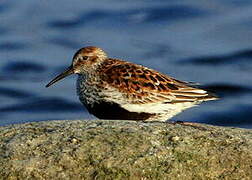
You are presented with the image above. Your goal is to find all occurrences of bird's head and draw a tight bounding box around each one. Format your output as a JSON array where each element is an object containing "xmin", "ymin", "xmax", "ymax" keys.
[{"xmin": 46, "ymin": 46, "xmax": 107, "ymax": 87}]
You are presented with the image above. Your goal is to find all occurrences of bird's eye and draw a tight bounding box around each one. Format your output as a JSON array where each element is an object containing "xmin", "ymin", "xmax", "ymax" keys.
[{"xmin": 82, "ymin": 56, "xmax": 88, "ymax": 60}]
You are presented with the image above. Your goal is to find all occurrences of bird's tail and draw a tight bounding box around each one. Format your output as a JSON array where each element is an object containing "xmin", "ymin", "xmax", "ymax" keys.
[{"xmin": 197, "ymin": 91, "xmax": 219, "ymax": 101}]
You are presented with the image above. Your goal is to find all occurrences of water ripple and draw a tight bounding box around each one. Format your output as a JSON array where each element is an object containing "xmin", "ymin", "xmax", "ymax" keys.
[
  {"xmin": 203, "ymin": 105, "xmax": 252, "ymax": 127},
  {"xmin": 3, "ymin": 61, "xmax": 46, "ymax": 73},
  {"xmin": 0, "ymin": 87, "xmax": 34, "ymax": 99},
  {"xmin": 179, "ymin": 49, "xmax": 252, "ymax": 65},
  {"xmin": 202, "ymin": 84, "xmax": 252, "ymax": 97},
  {"xmin": 0, "ymin": 97, "xmax": 84, "ymax": 113},
  {"xmin": 0, "ymin": 1, "xmax": 11, "ymax": 14},
  {"xmin": 48, "ymin": 5, "xmax": 207, "ymax": 29},
  {"xmin": 47, "ymin": 38, "xmax": 80, "ymax": 49},
  {"xmin": 0, "ymin": 42, "xmax": 27, "ymax": 51}
]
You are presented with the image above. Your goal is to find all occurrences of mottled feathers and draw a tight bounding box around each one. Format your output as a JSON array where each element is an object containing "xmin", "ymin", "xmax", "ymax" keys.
[{"xmin": 98, "ymin": 59, "xmax": 216, "ymax": 105}]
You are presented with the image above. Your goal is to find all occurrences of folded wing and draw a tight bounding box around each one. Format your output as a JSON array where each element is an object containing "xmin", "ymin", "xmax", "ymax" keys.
[{"xmin": 99, "ymin": 59, "xmax": 218, "ymax": 107}]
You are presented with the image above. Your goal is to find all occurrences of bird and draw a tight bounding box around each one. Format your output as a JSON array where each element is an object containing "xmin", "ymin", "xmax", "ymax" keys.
[{"xmin": 46, "ymin": 46, "xmax": 218, "ymax": 122}]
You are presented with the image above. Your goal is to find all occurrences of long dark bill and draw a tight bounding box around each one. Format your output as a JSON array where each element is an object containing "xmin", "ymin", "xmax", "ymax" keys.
[{"xmin": 46, "ymin": 66, "xmax": 74, "ymax": 88}]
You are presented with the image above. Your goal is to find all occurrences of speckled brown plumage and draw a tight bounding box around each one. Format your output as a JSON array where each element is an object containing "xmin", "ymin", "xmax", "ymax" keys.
[
  {"xmin": 46, "ymin": 46, "xmax": 218, "ymax": 121},
  {"xmin": 97, "ymin": 58, "xmax": 215, "ymax": 104}
]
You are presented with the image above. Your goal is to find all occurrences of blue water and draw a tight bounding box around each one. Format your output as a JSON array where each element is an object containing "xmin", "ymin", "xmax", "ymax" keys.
[{"xmin": 1, "ymin": 1, "xmax": 252, "ymax": 128}]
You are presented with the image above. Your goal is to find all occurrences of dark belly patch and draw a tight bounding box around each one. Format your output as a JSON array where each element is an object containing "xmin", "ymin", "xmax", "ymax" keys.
[{"xmin": 84, "ymin": 101, "xmax": 155, "ymax": 120}]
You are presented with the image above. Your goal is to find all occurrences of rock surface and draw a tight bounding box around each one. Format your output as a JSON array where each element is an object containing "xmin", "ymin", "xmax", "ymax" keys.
[{"xmin": 0, "ymin": 120, "xmax": 252, "ymax": 179}]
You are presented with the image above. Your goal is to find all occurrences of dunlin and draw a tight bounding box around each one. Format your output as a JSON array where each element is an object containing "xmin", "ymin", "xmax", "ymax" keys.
[{"xmin": 46, "ymin": 46, "xmax": 217, "ymax": 121}]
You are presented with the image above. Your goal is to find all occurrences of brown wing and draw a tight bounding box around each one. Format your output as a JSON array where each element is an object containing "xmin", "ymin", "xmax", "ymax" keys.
[{"xmin": 99, "ymin": 59, "xmax": 217, "ymax": 104}]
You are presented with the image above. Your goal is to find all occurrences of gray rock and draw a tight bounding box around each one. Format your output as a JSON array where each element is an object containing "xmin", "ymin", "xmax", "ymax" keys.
[{"xmin": 0, "ymin": 120, "xmax": 252, "ymax": 179}]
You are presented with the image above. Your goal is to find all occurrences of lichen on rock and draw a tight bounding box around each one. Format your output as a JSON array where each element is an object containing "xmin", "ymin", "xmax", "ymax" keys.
[{"xmin": 0, "ymin": 120, "xmax": 251, "ymax": 179}]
